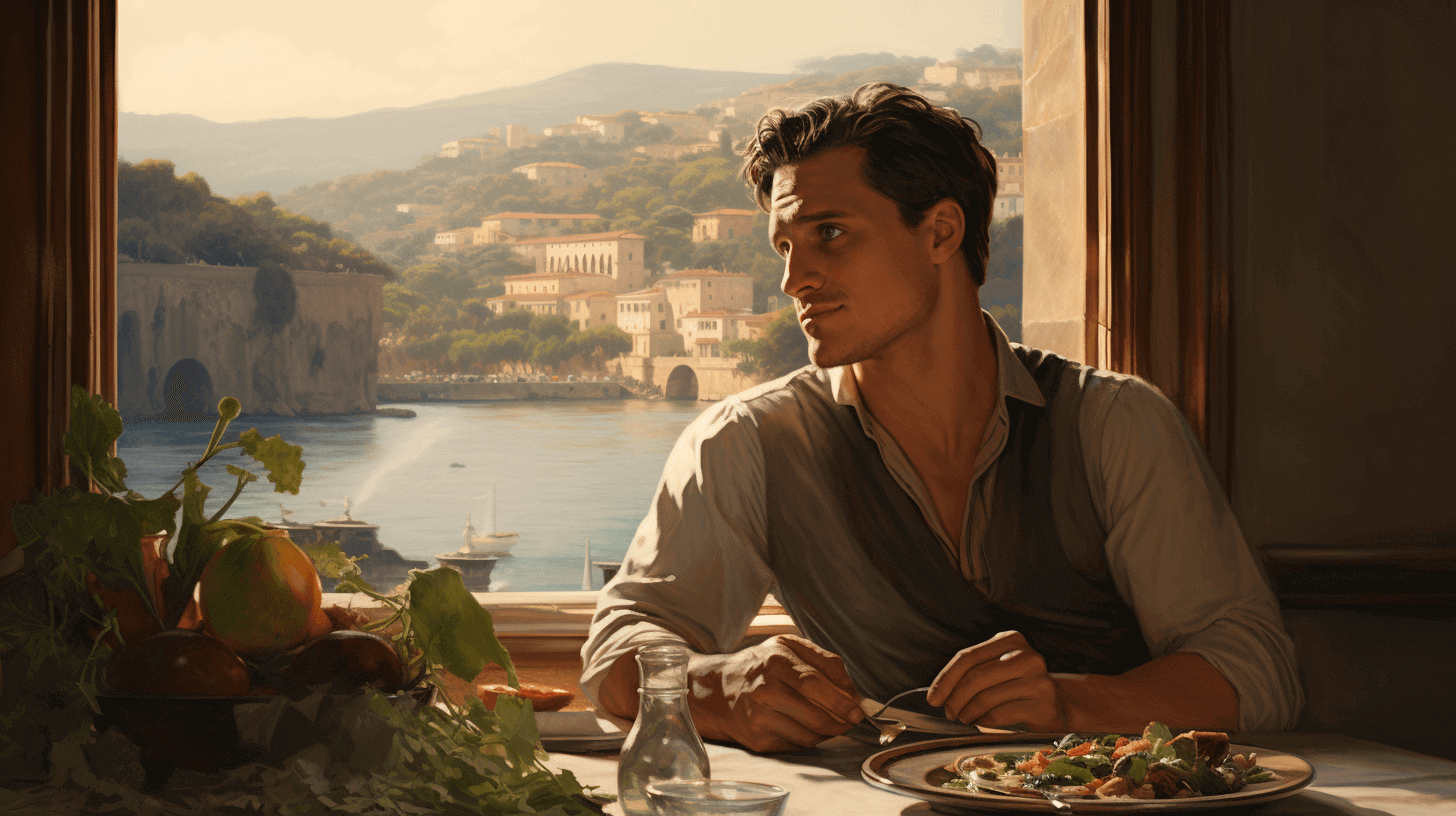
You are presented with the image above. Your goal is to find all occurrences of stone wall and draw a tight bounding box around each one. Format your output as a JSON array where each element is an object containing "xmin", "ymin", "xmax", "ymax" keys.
[
  {"xmin": 377, "ymin": 381, "xmax": 628, "ymax": 401},
  {"xmin": 117, "ymin": 263, "xmax": 384, "ymax": 418},
  {"xmin": 616, "ymin": 356, "xmax": 762, "ymax": 402}
]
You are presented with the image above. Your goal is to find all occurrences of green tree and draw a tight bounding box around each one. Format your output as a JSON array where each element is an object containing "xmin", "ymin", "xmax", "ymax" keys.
[
  {"xmin": 529, "ymin": 314, "xmax": 574, "ymax": 341},
  {"xmin": 727, "ymin": 307, "xmax": 809, "ymax": 378}
]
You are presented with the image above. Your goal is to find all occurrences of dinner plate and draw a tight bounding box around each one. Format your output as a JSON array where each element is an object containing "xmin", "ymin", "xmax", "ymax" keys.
[
  {"xmin": 862, "ymin": 733, "xmax": 1315, "ymax": 812},
  {"xmin": 535, "ymin": 709, "xmax": 627, "ymax": 753}
]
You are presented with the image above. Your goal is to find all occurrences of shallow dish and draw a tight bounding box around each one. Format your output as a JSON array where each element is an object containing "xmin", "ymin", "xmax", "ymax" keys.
[
  {"xmin": 862, "ymin": 733, "xmax": 1315, "ymax": 812},
  {"xmin": 535, "ymin": 709, "xmax": 626, "ymax": 753}
]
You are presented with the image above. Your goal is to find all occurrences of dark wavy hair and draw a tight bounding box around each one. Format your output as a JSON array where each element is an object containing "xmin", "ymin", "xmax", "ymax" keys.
[{"xmin": 741, "ymin": 82, "xmax": 999, "ymax": 285}]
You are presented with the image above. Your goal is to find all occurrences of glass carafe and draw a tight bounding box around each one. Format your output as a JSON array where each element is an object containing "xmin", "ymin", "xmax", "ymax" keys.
[{"xmin": 617, "ymin": 643, "xmax": 710, "ymax": 816}]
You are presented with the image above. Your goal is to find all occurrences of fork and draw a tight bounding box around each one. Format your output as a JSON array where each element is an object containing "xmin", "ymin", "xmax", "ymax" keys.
[
  {"xmin": 860, "ymin": 685, "xmax": 933, "ymax": 722},
  {"xmin": 857, "ymin": 686, "xmax": 932, "ymax": 745}
]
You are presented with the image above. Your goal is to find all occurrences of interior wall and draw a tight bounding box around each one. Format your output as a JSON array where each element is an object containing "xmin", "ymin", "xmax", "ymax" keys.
[{"xmin": 1227, "ymin": 0, "xmax": 1456, "ymax": 549}]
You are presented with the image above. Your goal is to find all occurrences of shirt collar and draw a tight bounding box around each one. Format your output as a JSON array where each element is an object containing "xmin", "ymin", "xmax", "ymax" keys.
[{"xmin": 827, "ymin": 310, "xmax": 1045, "ymax": 421}]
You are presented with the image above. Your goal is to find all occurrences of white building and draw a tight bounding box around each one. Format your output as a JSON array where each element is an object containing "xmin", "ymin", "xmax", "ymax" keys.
[
  {"xmin": 657, "ymin": 269, "xmax": 754, "ymax": 328},
  {"xmin": 615, "ymin": 287, "xmax": 682, "ymax": 357},
  {"xmin": 510, "ymin": 230, "xmax": 647, "ymax": 293}
]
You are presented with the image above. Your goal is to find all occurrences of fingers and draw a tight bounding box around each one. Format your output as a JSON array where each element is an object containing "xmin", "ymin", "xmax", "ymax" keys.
[
  {"xmin": 928, "ymin": 630, "xmax": 1029, "ymax": 707},
  {"xmin": 715, "ymin": 637, "xmax": 862, "ymax": 751},
  {"xmin": 775, "ymin": 636, "xmax": 865, "ymax": 723},
  {"xmin": 928, "ymin": 631, "xmax": 1062, "ymax": 729}
]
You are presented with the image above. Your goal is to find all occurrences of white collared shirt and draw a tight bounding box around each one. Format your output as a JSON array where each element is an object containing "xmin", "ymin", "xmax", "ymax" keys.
[{"xmin": 581, "ymin": 314, "xmax": 1304, "ymax": 731}]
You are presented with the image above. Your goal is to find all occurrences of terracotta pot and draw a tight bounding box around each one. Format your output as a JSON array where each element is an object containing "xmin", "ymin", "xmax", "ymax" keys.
[{"xmin": 89, "ymin": 533, "xmax": 202, "ymax": 647}]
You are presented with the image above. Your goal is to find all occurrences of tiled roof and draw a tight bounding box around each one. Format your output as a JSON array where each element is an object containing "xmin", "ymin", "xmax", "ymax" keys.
[
  {"xmin": 483, "ymin": 212, "xmax": 601, "ymax": 220},
  {"xmin": 503, "ymin": 272, "xmax": 599, "ymax": 281},
  {"xmin": 618, "ymin": 287, "xmax": 665, "ymax": 298},
  {"xmin": 687, "ymin": 310, "xmax": 757, "ymax": 318},
  {"xmin": 563, "ymin": 291, "xmax": 616, "ymax": 300},
  {"xmin": 487, "ymin": 293, "xmax": 561, "ymax": 302},
  {"xmin": 658, "ymin": 268, "xmax": 752, "ymax": 279},
  {"xmin": 513, "ymin": 162, "xmax": 586, "ymax": 169},
  {"xmin": 512, "ymin": 230, "xmax": 646, "ymax": 245},
  {"xmin": 693, "ymin": 208, "xmax": 758, "ymax": 217}
]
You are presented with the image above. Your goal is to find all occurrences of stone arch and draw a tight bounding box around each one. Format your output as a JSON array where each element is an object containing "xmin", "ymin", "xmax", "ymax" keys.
[
  {"xmin": 664, "ymin": 365, "xmax": 698, "ymax": 400},
  {"xmin": 162, "ymin": 358, "xmax": 216, "ymax": 419},
  {"xmin": 590, "ymin": 254, "xmax": 597, "ymax": 273},
  {"xmin": 606, "ymin": 255, "xmax": 613, "ymax": 275}
]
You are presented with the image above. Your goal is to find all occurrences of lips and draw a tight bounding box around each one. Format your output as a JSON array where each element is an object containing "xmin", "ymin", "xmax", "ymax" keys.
[{"xmin": 797, "ymin": 302, "xmax": 840, "ymax": 322}]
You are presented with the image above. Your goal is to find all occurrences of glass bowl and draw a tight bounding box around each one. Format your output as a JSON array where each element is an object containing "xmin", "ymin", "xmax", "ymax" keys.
[{"xmin": 645, "ymin": 779, "xmax": 789, "ymax": 816}]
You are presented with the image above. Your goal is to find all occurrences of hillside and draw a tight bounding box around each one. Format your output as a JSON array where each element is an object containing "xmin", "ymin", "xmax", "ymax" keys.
[{"xmin": 119, "ymin": 63, "xmax": 795, "ymax": 198}]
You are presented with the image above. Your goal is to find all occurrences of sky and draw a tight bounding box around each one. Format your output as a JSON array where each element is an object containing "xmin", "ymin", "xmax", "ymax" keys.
[{"xmin": 119, "ymin": 0, "xmax": 1023, "ymax": 122}]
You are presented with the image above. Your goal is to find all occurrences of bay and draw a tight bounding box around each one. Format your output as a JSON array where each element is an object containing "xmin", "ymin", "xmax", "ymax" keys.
[{"xmin": 117, "ymin": 400, "xmax": 708, "ymax": 591}]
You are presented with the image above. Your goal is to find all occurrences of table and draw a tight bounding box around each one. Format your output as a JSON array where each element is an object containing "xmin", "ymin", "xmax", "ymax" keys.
[{"xmin": 547, "ymin": 732, "xmax": 1456, "ymax": 815}]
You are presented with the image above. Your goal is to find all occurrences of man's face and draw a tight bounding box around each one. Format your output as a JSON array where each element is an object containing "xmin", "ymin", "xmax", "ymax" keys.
[{"xmin": 768, "ymin": 146, "xmax": 941, "ymax": 369}]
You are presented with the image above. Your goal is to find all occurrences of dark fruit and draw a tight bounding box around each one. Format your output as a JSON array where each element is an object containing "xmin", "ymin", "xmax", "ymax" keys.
[
  {"xmin": 276, "ymin": 630, "xmax": 404, "ymax": 693},
  {"xmin": 106, "ymin": 628, "xmax": 249, "ymax": 696}
]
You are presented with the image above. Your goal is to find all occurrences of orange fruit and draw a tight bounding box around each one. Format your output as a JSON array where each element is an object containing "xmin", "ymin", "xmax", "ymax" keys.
[{"xmin": 198, "ymin": 532, "xmax": 322, "ymax": 656}]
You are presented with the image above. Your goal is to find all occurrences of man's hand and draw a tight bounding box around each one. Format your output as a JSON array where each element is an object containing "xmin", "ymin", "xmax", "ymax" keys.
[
  {"xmin": 686, "ymin": 635, "xmax": 864, "ymax": 752},
  {"xmin": 927, "ymin": 630, "xmax": 1066, "ymax": 731}
]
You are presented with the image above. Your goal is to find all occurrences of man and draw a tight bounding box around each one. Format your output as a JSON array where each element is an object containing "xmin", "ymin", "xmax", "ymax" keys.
[{"xmin": 581, "ymin": 83, "xmax": 1302, "ymax": 752}]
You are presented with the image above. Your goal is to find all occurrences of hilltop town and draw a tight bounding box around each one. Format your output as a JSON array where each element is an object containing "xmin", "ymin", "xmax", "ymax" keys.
[{"xmin": 377, "ymin": 54, "xmax": 1026, "ymax": 377}]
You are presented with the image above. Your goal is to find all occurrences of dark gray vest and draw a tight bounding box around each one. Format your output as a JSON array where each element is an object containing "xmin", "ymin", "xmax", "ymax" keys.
[{"xmin": 751, "ymin": 349, "xmax": 1151, "ymax": 701}]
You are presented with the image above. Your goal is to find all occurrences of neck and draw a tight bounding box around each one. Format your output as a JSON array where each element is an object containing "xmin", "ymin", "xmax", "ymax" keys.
[{"xmin": 852, "ymin": 284, "xmax": 998, "ymax": 459}]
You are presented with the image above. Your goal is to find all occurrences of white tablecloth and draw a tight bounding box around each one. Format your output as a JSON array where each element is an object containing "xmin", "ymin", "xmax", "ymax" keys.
[{"xmin": 547, "ymin": 731, "xmax": 1456, "ymax": 815}]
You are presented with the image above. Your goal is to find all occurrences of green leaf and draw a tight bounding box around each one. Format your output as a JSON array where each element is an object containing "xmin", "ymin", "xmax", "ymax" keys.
[
  {"xmin": 237, "ymin": 428, "xmax": 305, "ymax": 494},
  {"xmin": 127, "ymin": 492, "xmax": 181, "ymax": 539},
  {"xmin": 406, "ymin": 567, "xmax": 516, "ymax": 687},
  {"xmin": 1145, "ymin": 721, "xmax": 1174, "ymax": 745},
  {"xmin": 1042, "ymin": 759, "xmax": 1095, "ymax": 784},
  {"xmin": 1124, "ymin": 755, "xmax": 1149, "ymax": 786},
  {"xmin": 1168, "ymin": 734, "xmax": 1198, "ymax": 766},
  {"xmin": 1190, "ymin": 761, "xmax": 1232, "ymax": 795},
  {"xmin": 162, "ymin": 520, "xmax": 237, "ymax": 628},
  {"xmin": 62, "ymin": 386, "xmax": 128, "ymax": 494},
  {"xmin": 303, "ymin": 540, "xmax": 361, "ymax": 582},
  {"xmin": 181, "ymin": 469, "xmax": 212, "ymax": 526},
  {"xmin": 490, "ymin": 694, "xmax": 541, "ymax": 765}
]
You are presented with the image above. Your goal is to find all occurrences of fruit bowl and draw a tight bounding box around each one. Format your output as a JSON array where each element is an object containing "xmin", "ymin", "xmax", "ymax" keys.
[{"xmin": 95, "ymin": 683, "xmax": 437, "ymax": 784}]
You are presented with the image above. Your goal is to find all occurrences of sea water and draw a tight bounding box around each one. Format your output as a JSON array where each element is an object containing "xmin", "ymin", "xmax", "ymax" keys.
[{"xmin": 116, "ymin": 400, "xmax": 706, "ymax": 591}]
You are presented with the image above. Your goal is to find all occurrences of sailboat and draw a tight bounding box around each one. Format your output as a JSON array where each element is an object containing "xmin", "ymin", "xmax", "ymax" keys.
[{"xmin": 457, "ymin": 484, "xmax": 519, "ymax": 556}]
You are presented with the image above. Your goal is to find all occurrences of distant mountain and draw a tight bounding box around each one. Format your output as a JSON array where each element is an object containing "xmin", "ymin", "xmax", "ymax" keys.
[{"xmin": 119, "ymin": 63, "xmax": 795, "ymax": 198}]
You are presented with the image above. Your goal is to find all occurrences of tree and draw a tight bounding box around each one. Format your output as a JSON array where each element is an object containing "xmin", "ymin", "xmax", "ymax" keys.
[
  {"xmin": 728, "ymin": 308, "xmax": 809, "ymax": 378},
  {"xmin": 986, "ymin": 215, "xmax": 1023, "ymax": 283},
  {"xmin": 529, "ymin": 314, "xmax": 574, "ymax": 342}
]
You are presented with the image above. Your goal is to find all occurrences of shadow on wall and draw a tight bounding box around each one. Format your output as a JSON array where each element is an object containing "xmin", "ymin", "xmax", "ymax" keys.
[{"xmin": 1286, "ymin": 606, "xmax": 1456, "ymax": 760}]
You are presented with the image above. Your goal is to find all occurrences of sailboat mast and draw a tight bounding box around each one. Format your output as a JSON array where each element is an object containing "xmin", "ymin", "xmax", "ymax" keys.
[{"xmin": 581, "ymin": 537, "xmax": 592, "ymax": 591}]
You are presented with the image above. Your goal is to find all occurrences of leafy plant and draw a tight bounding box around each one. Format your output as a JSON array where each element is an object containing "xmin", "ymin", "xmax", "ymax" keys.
[
  {"xmin": 2, "ymin": 387, "xmax": 305, "ymax": 782},
  {"xmin": 2, "ymin": 388, "xmax": 599, "ymax": 813}
]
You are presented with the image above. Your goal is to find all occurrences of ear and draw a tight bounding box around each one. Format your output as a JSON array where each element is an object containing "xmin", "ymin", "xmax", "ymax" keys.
[{"xmin": 924, "ymin": 198, "xmax": 965, "ymax": 265}]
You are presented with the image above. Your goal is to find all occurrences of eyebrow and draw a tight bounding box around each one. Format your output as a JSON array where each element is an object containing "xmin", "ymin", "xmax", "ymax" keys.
[{"xmin": 775, "ymin": 208, "xmax": 853, "ymax": 224}]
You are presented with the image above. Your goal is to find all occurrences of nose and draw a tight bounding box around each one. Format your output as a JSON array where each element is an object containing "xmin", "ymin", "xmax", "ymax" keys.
[{"xmin": 779, "ymin": 247, "xmax": 822, "ymax": 299}]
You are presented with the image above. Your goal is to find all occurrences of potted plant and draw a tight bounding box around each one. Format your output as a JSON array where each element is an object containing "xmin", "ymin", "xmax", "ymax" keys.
[{"xmin": 0, "ymin": 387, "xmax": 599, "ymax": 813}]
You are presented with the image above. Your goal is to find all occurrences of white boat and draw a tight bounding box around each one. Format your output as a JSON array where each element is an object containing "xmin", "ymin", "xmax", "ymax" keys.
[
  {"xmin": 459, "ymin": 515, "xmax": 518, "ymax": 556},
  {"xmin": 454, "ymin": 485, "xmax": 518, "ymax": 556}
]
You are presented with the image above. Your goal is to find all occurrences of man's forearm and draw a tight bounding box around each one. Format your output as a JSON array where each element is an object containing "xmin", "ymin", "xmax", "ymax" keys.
[
  {"xmin": 1053, "ymin": 652, "xmax": 1240, "ymax": 733},
  {"xmin": 597, "ymin": 648, "xmax": 644, "ymax": 720}
]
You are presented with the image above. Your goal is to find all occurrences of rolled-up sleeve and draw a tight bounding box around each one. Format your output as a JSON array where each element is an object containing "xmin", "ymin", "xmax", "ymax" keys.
[
  {"xmin": 1088, "ymin": 378, "xmax": 1305, "ymax": 731},
  {"xmin": 579, "ymin": 397, "xmax": 775, "ymax": 715}
]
